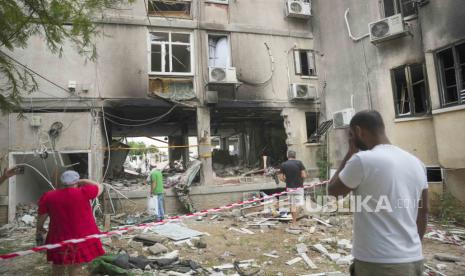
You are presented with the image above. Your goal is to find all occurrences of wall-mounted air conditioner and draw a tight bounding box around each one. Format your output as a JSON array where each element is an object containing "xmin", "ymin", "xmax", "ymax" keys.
[
  {"xmin": 286, "ymin": 0, "xmax": 311, "ymax": 18},
  {"xmin": 369, "ymin": 13, "xmax": 407, "ymax": 44},
  {"xmin": 333, "ymin": 108, "xmax": 355, "ymax": 129},
  {"xmin": 289, "ymin": 83, "xmax": 317, "ymax": 100},
  {"xmin": 208, "ymin": 67, "xmax": 238, "ymax": 83}
]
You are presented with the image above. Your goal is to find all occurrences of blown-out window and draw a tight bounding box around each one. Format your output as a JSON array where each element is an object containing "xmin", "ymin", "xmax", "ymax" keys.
[
  {"xmin": 150, "ymin": 32, "xmax": 193, "ymax": 75},
  {"xmin": 383, "ymin": 0, "xmax": 417, "ymax": 18},
  {"xmin": 147, "ymin": 0, "xmax": 191, "ymax": 19},
  {"xmin": 436, "ymin": 42, "xmax": 465, "ymax": 107},
  {"xmin": 294, "ymin": 50, "xmax": 316, "ymax": 77},
  {"xmin": 391, "ymin": 63, "xmax": 429, "ymax": 117}
]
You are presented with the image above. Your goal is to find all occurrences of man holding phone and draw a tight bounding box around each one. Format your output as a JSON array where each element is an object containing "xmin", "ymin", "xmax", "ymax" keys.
[
  {"xmin": 0, "ymin": 166, "xmax": 22, "ymax": 185},
  {"xmin": 328, "ymin": 110, "xmax": 428, "ymax": 276}
]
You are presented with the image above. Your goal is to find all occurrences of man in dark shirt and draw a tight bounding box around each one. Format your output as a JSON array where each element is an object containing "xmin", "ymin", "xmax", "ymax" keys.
[{"xmin": 279, "ymin": 150, "xmax": 307, "ymax": 227}]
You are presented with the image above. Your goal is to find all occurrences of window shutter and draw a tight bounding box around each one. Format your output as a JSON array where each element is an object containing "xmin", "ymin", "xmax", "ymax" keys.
[
  {"xmin": 307, "ymin": 51, "xmax": 315, "ymax": 73},
  {"xmin": 294, "ymin": 50, "xmax": 302, "ymax": 74}
]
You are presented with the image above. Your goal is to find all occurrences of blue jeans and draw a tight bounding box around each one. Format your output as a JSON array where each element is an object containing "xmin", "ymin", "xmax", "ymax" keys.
[{"xmin": 156, "ymin": 193, "xmax": 165, "ymax": 221}]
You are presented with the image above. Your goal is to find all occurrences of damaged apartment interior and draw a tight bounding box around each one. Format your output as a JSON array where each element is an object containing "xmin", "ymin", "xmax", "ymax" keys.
[{"xmin": 1, "ymin": 0, "xmax": 465, "ymax": 275}]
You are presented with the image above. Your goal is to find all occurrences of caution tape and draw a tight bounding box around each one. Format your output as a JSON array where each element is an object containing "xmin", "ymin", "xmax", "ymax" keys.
[{"xmin": 0, "ymin": 181, "xmax": 327, "ymax": 261}]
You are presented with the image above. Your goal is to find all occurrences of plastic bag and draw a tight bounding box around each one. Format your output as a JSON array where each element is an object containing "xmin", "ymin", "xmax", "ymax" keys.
[{"xmin": 147, "ymin": 195, "xmax": 158, "ymax": 215}]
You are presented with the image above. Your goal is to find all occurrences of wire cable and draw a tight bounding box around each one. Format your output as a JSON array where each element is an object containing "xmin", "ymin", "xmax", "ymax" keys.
[
  {"xmin": 104, "ymin": 104, "xmax": 178, "ymax": 127},
  {"xmin": 15, "ymin": 163, "xmax": 55, "ymax": 190}
]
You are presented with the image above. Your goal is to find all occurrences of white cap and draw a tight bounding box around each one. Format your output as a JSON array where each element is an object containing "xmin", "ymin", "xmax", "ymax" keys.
[{"xmin": 60, "ymin": 170, "xmax": 80, "ymax": 186}]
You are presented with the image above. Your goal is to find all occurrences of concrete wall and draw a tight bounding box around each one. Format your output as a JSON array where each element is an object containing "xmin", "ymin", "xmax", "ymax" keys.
[{"xmin": 313, "ymin": 0, "xmax": 439, "ymax": 166}]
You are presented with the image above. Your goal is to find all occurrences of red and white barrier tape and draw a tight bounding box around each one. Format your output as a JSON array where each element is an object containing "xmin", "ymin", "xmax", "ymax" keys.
[{"xmin": 0, "ymin": 182, "xmax": 327, "ymax": 261}]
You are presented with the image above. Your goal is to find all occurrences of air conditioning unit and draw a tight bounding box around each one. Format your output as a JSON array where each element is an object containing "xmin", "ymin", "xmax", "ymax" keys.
[
  {"xmin": 208, "ymin": 67, "xmax": 238, "ymax": 83},
  {"xmin": 289, "ymin": 83, "xmax": 317, "ymax": 100},
  {"xmin": 369, "ymin": 14, "xmax": 407, "ymax": 44},
  {"xmin": 286, "ymin": 0, "xmax": 311, "ymax": 18},
  {"xmin": 333, "ymin": 108, "xmax": 355, "ymax": 129}
]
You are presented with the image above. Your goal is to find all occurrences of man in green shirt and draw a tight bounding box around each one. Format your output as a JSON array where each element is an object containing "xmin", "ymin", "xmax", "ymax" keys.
[{"xmin": 146, "ymin": 165, "xmax": 165, "ymax": 221}]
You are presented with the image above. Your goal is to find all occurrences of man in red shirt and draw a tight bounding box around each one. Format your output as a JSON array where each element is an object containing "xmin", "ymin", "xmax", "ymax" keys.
[{"xmin": 36, "ymin": 170, "xmax": 105, "ymax": 276}]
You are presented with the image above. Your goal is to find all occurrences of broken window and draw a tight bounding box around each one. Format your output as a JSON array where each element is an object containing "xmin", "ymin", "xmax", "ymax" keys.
[
  {"xmin": 383, "ymin": 0, "xmax": 417, "ymax": 18},
  {"xmin": 305, "ymin": 112, "xmax": 319, "ymax": 141},
  {"xmin": 391, "ymin": 63, "xmax": 429, "ymax": 117},
  {"xmin": 437, "ymin": 41, "xmax": 465, "ymax": 107},
  {"xmin": 294, "ymin": 50, "xmax": 316, "ymax": 77},
  {"xmin": 308, "ymin": 119, "xmax": 333, "ymax": 143},
  {"xmin": 147, "ymin": 0, "xmax": 191, "ymax": 19},
  {"xmin": 150, "ymin": 32, "xmax": 192, "ymax": 75},
  {"xmin": 208, "ymin": 34, "xmax": 231, "ymax": 67}
]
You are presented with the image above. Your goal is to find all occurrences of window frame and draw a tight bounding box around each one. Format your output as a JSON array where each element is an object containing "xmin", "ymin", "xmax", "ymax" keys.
[
  {"xmin": 390, "ymin": 63, "xmax": 430, "ymax": 118},
  {"xmin": 148, "ymin": 31, "xmax": 194, "ymax": 76},
  {"xmin": 435, "ymin": 40, "xmax": 465, "ymax": 108},
  {"xmin": 207, "ymin": 33, "xmax": 232, "ymax": 68},
  {"xmin": 381, "ymin": 0, "xmax": 417, "ymax": 20},
  {"xmin": 293, "ymin": 49, "xmax": 317, "ymax": 77},
  {"xmin": 147, "ymin": 0, "xmax": 192, "ymax": 19}
]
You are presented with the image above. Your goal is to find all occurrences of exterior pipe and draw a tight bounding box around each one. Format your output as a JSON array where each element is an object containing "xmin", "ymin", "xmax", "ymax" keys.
[{"xmin": 344, "ymin": 8, "xmax": 370, "ymax": 42}]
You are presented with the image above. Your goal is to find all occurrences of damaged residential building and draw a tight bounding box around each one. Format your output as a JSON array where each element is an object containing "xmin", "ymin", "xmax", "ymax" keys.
[
  {"xmin": 0, "ymin": 0, "xmax": 319, "ymax": 221},
  {"xmin": 0, "ymin": 0, "xmax": 464, "ymax": 223}
]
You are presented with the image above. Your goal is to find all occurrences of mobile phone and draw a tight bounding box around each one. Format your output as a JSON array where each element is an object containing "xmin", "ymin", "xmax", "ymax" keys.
[{"xmin": 15, "ymin": 166, "xmax": 25, "ymax": 175}]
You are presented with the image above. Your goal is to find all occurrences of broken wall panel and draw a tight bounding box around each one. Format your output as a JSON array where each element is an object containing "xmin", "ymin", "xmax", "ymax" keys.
[
  {"xmin": 149, "ymin": 77, "xmax": 195, "ymax": 100},
  {"xmin": 147, "ymin": 0, "xmax": 192, "ymax": 19}
]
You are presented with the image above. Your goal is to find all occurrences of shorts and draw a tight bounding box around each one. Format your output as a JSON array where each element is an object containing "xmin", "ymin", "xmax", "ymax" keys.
[
  {"xmin": 287, "ymin": 188, "xmax": 304, "ymax": 208},
  {"xmin": 350, "ymin": 259, "xmax": 423, "ymax": 276}
]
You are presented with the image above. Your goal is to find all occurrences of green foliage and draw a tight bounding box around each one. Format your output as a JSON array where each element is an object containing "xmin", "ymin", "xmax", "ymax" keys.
[
  {"xmin": 127, "ymin": 141, "xmax": 159, "ymax": 156},
  {"xmin": 316, "ymin": 144, "xmax": 330, "ymax": 180},
  {"xmin": 431, "ymin": 192, "xmax": 465, "ymax": 225},
  {"xmin": 0, "ymin": 0, "xmax": 134, "ymax": 113}
]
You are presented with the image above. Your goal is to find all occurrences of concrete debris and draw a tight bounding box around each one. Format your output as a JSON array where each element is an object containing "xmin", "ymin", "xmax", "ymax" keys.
[
  {"xmin": 313, "ymin": 218, "xmax": 332, "ymax": 227},
  {"xmin": 133, "ymin": 233, "xmax": 168, "ymax": 245},
  {"xmin": 286, "ymin": 257, "xmax": 302, "ymax": 265},
  {"xmin": 148, "ymin": 243, "xmax": 169, "ymax": 255},
  {"xmin": 296, "ymin": 243, "xmax": 308, "ymax": 254},
  {"xmin": 20, "ymin": 215, "xmax": 35, "ymax": 225},
  {"xmin": 336, "ymin": 239, "xmax": 352, "ymax": 250},
  {"xmin": 312, "ymin": 244, "xmax": 329, "ymax": 255},
  {"xmin": 436, "ymin": 263, "xmax": 447, "ymax": 270},
  {"xmin": 300, "ymin": 253, "xmax": 318, "ymax": 269},
  {"xmin": 263, "ymin": 253, "xmax": 279, "ymax": 258},
  {"xmin": 150, "ymin": 223, "xmax": 204, "ymax": 241},
  {"xmin": 285, "ymin": 228, "xmax": 302, "ymax": 235},
  {"xmin": 335, "ymin": 255, "xmax": 353, "ymax": 265},
  {"xmin": 434, "ymin": 253, "xmax": 465, "ymax": 263}
]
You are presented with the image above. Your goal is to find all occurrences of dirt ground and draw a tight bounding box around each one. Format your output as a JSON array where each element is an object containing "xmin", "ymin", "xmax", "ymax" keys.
[{"xmin": 1, "ymin": 213, "xmax": 464, "ymax": 276}]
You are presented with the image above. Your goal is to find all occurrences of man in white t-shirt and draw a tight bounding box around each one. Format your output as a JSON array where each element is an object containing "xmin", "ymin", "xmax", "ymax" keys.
[{"xmin": 328, "ymin": 110, "xmax": 428, "ymax": 276}]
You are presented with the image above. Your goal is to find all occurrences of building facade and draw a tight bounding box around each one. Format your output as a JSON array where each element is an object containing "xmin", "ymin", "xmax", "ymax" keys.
[
  {"xmin": 313, "ymin": 0, "xmax": 465, "ymax": 201},
  {"xmin": 0, "ymin": 0, "xmax": 320, "ymax": 222}
]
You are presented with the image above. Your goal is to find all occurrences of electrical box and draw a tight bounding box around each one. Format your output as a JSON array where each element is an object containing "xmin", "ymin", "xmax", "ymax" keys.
[
  {"xmin": 29, "ymin": 115, "xmax": 42, "ymax": 127},
  {"xmin": 68, "ymin": 80, "xmax": 77, "ymax": 92}
]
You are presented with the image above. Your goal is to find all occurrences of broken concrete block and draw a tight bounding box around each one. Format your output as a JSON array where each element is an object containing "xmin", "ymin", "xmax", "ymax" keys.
[
  {"xmin": 300, "ymin": 253, "xmax": 318, "ymax": 269},
  {"xmin": 134, "ymin": 234, "xmax": 167, "ymax": 245},
  {"xmin": 327, "ymin": 253, "xmax": 342, "ymax": 262},
  {"xmin": 285, "ymin": 228, "xmax": 302, "ymax": 235},
  {"xmin": 309, "ymin": 226, "xmax": 316, "ymax": 234},
  {"xmin": 434, "ymin": 253, "xmax": 465, "ymax": 262},
  {"xmin": 337, "ymin": 239, "xmax": 352, "ymax": 250},
  {"xmin": 312, "ymin": 244, "xmax": 329, "ymax": 255},
  {"xmin": 296, "ymin": 243, "xmax": 308, "ymax": 254},
  {"xmin": 436, "ymin": 263, "xmax": 447, "ymax": 270},
  {"xmin": 148, "ymin": 243, "xmax": 168, "ymax": 255},
  {"xmin": 286, "ymin": 257, "xmax": 302, "ymax": 265},
  {"xmin": 335, "ymin": 255, "xmax": 353, "ymax": 265},
  {"xmin": 21, "ymin": 214, "xmax": 35, "ymax": 225}
]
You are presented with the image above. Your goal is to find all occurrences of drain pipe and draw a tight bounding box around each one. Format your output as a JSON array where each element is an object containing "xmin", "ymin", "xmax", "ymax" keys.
[{"xmin": 344, "ymin": 8, "xmax": 370, "ymax": 42}]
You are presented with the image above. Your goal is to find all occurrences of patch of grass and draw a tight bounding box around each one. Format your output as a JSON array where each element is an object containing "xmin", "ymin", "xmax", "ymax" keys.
[{"xmin": 431, "ymin": 192, "xmax": 465, "ymax": 224}]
